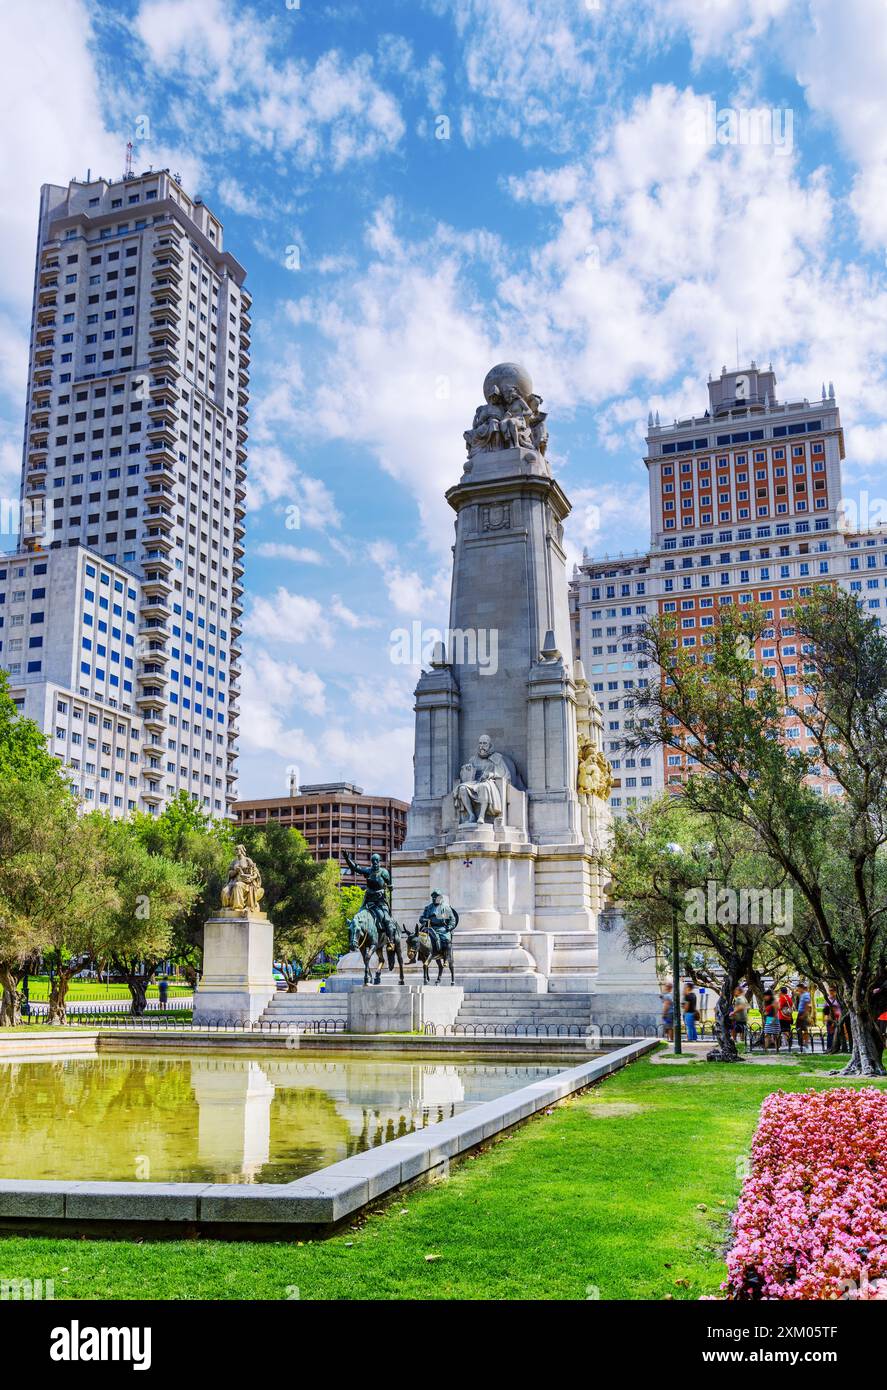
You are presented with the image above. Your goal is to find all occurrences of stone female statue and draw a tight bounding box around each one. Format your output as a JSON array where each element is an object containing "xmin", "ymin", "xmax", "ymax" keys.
[
  {"xmin": 221, "ymin": 844, "xmax": 264, "ymax": 913},
  {"xmin": 464, "ymin": 395, "xmax": 504, "ymax": 456}
]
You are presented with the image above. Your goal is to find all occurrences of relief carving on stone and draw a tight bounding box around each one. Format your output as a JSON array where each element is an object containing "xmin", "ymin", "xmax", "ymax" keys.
[{"xmin": 481, "ymin": 501, "xmax": 512, "ymax": 531}]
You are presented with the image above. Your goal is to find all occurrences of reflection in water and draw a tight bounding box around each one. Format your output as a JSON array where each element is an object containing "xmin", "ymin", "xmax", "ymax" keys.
[{"xmin": 0, "ymin": 1051, "xmax": 567, "ymax": 1185}]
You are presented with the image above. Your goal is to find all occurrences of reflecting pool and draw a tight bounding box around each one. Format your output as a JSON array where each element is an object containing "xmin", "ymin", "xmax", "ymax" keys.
[{"xmin": 0, "ymin": 1050, "xmax": 570, "ymax": 1185}]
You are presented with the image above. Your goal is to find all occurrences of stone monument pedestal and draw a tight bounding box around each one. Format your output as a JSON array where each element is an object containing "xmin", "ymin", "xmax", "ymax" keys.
[
  {"xmin": 347, "ymin": 984, "xmax": 464, "ymax": 1033},
  {"xmin": 192, "ymin": 913, "xmax": 276, "ymax": 1024},
  {"xmin": 591, "ymin": 909, "xmax": 662, "ymax": 1029}
]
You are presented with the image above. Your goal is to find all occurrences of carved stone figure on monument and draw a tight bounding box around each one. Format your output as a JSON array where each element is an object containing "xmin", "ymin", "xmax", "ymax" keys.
[
  {"xmin": 498, "ymin": 384, "xmax": 534, "ymax": 449},
  {"xmin": 463, "ymin": 393, "xmax": 504, "ymax": 456},
  {"xmin": 454, "ymin": 733, "xmax": 512, "ymax": 824},
  {"xmin": 589, "ymin": 749, "xmax": 614, "ymax": 800},
  {"xmin": 527, "ymin": 394, "xmax": 548, "ymax": 454},
  {"xmin": 577, "ymin": 735, "xmax": 595, "ymax": 800},
  {"xmin": 220, "ymin": 845, "xmax": 265, "ymax": 914}
]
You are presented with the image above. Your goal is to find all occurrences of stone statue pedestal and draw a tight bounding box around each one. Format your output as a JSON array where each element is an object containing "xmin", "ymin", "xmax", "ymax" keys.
[
  {"xmin": 591, "ymin": 909, "xmax": 662, "ymax": 1028},
  {"xmin": 192, "ymin": 913, "xmax": 276, "ymax": 1024},
  {"xmin": 348, "ymin": 985, "xmax": 464, "ymax": 1033}
]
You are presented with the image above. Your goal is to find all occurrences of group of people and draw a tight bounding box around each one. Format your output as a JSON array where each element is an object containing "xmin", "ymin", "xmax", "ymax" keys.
[
  {"xmin": 660, "ymin": 978, "xmax": 828, "ymax": 1049},
  {"xmin": 747, "ymin": 982, "xmax": 816, "ymax": 1051},
  {"xmin": 660, "ymin": 981, "xmax": 704, "ymax": 1042}
]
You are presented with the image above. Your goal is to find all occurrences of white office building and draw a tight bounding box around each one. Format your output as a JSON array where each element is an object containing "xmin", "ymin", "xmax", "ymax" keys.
[{"xmin": 0, "ymin": 168, "xmax": 249, "ymax": 815}]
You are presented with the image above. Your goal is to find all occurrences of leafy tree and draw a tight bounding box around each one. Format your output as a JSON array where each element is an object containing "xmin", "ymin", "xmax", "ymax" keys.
[
  {"xmin": 88, "ymin": 818, "xmax": 198, "ymax": 1014},
  {"xmin": 0, "ymin": 670, "xmax": 63, "ymax": 786},
  {"xmin": 0, "ymin": 781, "xmax": 117, "ymax": 1024},
  {"xmin": 129, "ymin": 792, "xmax": 233, "ymax": 984},
  {"xmin": 338, "ymin": 883, "xmax": 365, "ymax": 935},
  {"xmin": 0, "ymin": 776, "xmax": 52, "ymax": 1025},
  {"xmin": 274, "ymin": 860, "xmax": 349, "ymax": 989},
  {"xmin": 632, "ymin": 587, "xmax": 887, "ymax": 1075},
  {"xmin": 611, "ymin": 798, "xmax": 796, "ymax": 1062},
  {"xmin": 237, "ymin": 824, "xmax": 346, "ymax": 991}
]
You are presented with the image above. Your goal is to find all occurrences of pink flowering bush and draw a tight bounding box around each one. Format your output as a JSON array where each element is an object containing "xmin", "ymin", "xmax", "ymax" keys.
[{"xmin": 724, "ymin": 1087, "xmax": 887, "ymax": 1300}]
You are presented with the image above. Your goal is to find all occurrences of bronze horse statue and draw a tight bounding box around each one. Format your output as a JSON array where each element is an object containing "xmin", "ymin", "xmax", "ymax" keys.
[
  {"xmin": 347, "ymin": 907, "xmax": 405, "ymax": 986},
  {"xmin": 403, "ymin": 920, "xmax": 457, "ymax": 985}
]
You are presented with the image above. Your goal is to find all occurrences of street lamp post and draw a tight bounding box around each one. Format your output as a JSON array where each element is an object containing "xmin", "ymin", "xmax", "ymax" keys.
[
  {"xmin": 672, "ymin": 897, "xmax": 682, "ymax": 1056},
  {"xmin": 665, "ymin": 842, "xmax": 684, "ymax": 1056}
]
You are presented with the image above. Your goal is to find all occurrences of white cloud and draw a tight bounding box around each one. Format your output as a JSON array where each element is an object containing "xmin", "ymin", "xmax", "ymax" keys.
[
  {"xmin": 249, "ymin": 586, "xmax": 377, "ymax": 650},
  {"xmin": 368, "ymin": 541, "xmax": 450, "ymax": 617},
  {"xmin": 255, "ymin": 542, "xmax": 326, "ymax": 566},
  {"xmin": 444, "ymin": 0, "xmax": 631, "ymax": 147},
  {"xmin": 217, "ymin": 177, "xmax": 261, "ymax": 217},
  {"xmin": 0, "ymin": 1, "xmax": 119, "ymax": 311},
  {"xmin": 245, "ymin": 441, "xmax": 341, "ymax": 534},
  {"xmin": 237, "ymin": 643, "xmax": 414, "ymax": 800},
  {"xmin": 135, "ymin": 0, "xmax": 405, "ymax": 171}
]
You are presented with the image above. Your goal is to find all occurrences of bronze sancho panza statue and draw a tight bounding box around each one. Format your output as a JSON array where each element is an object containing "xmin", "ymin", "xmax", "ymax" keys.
[{"xmin": 220, "ymin": 844, "xmax": 265, "ymax": 914}]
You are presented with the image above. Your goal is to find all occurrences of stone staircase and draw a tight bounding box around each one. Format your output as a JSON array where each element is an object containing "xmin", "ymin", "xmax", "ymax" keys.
[
  {"xmin": 257, "ymin": 991, "xmax": 348, "ymax": 1031},
  {"xmin": 453, "ymin": 992, "xmax": 595, "ymax": 1034}
]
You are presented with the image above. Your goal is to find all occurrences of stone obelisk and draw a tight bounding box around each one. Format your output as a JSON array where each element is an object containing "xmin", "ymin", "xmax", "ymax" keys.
[{"xmin": 393, "ymin": 363, "xmax": 609, "ymax": 992}]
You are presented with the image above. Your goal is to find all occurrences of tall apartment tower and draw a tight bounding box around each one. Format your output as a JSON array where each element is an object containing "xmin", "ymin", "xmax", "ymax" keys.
[
  {"xmin": 570, "ymin": 363, "xmax": 883, "ymax": 815},
  {"xmin": 0, "ymin": 169, "xmax": 249, "ymax": 816}
]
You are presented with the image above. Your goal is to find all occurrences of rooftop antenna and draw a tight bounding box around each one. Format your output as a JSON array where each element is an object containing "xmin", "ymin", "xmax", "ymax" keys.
[
  {"xmin": 735, "ymin": 328, "xmax": 740, "ymax": 368},
  {"xmin": 124, "ymin": 141, "xmax": 134, "ymax": 180}
]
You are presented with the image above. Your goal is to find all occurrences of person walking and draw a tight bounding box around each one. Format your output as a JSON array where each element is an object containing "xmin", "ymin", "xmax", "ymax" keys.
[
  {"xmin": 796, "ymin": 981, "xmax": 813, "ymax": 1050},
  {"xmin": 777, "ymin": 983, "xmax": 794, "ymax": 1051},
  {"xmin": 682, "ymin": 981, "xmax": 698, "ymax": 1042},
  {"xmin": 762, "ymin": 990, "xmax": 780, "ymax": 1051},
  {"xmin": 661, "ymin": 983, "xmax": 675, "ymax": 1042},
  {"xmin": 158, "ymin": 977, "xmax": 169, "ymax": 1011},
  {"xmin": 729, "ymin": 984, "xmax": 749, "ymax": 1043}
]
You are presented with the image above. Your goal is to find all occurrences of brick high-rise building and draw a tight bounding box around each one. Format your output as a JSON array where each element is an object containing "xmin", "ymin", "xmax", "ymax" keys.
[
  {"xmin": 233, "ymin": 783, "xmax": 409, "ymax": 871},
  {"xmin": 571, "ymin": 362, "xmax": 881, "ymax": 814},
  {"xmin": 0, "ymin": 169, "xmax": 249, "ymax": 816}
]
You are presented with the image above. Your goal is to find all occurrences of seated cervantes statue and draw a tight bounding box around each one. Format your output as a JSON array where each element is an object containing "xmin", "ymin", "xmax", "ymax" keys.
[
  {"xmin": 221, "ymin": 844, "xmax": 265, "ymax": 913},
  {"xmin": 454, "ymin": 734, "xmax": 513, "ymax": 824}
]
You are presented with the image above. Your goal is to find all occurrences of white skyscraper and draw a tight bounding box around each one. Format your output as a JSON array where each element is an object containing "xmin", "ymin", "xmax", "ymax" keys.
[{"xmin": 0, "ymin": 167, "xmax": 249, "ymax": 816}]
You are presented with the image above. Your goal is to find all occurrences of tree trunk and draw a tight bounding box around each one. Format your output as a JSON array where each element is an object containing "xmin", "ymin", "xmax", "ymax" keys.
[
  {"xmin": 826, "ymin": 994, "xmax": 851, "ymax": 1054},
  {"xmin": 47, "ymin": 979, "xmax": 68, "ymax": 1025},
  {"xmin": 832, "ymin": 1006, "xmax": 886, "ymax": 1077},
  {"xmin": 125, "ymin": 975, "xmax": 149, "ymax": 1017},
  {"xmin": 0, "ymin": 968, "xmax": 21, "ymax": 1027},
  {"xmin": 706, "ymin": 958, "xmax": 744, "ymax": 1063},
  {"xmin": 745, "ymin": 965, "xmax": 766, "ymax": 1013}
]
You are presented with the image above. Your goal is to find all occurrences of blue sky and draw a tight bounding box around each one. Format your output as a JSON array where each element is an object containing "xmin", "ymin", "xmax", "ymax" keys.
[{"xmin": 2, "ymin": 0, "xmax": 887, "ymax": 802}]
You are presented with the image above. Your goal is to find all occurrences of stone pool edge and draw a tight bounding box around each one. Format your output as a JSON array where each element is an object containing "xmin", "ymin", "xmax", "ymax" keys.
[{"xmin": 0, "ymin": 1039, "xmax": 657, "ymax": 1229}]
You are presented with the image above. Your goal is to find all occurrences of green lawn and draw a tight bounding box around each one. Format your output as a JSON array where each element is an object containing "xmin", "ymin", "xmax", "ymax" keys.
[
  {"xmin": 0, "ymin": 1012, "xmax": 194, "ymax": 1031},
  {"xmin": 14, "ymin": 978, "xmax": 191, "ymax": 1002},
  {"xmin": 0, "ymin": 1050, "xmax": 884, "ymax": 1300}
]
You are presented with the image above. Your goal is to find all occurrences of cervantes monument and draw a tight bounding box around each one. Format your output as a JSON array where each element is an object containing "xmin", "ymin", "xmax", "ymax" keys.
[{"xmin": 386, "ymin": 362, "xmax": 659, "ymax": 1016}]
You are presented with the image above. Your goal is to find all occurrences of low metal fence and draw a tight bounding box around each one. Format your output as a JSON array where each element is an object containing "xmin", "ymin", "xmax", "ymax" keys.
[
  {"xmin": 693, "ymin": 1019, "xmax": 834, "ymax": 1054},
  {"xmin": 92, "ymin": 1015, "xmax": 349, "ymax": 1034},
  {"xmin": 22, "ymin": 997, "xmax": 193, "ymax": 1018},
  {"xmin": 423, "ymin": 1021, "xmax": 664, "ymax": 1039}
]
